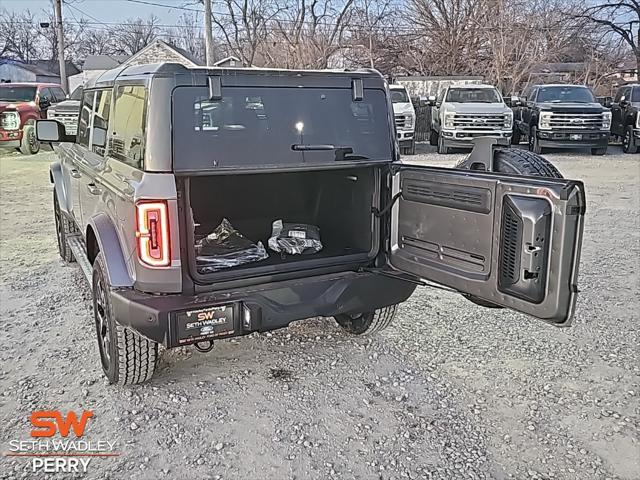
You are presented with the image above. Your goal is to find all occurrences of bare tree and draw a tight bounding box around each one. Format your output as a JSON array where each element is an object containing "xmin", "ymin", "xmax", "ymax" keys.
[
  {"xmin": 267, "ymin": 0, "xmax": 356, "ymax": 69},
  {"xmin": 575, "ymin": 0, "xmax": 640, "ymax": 71},
  {"xmin": 408, "ymin": 0, "xmax": 486, "ymax": 75},
  {"xmin": 0, "ymin": 9, "xmax": 42, "ymax": 61},
  {"xmin": 113, "ymin": 15, "xmax": 161, "ymax": 55},
  {"xmin": 211, "ymin": 0, "xmax": 285, "ymax": 66},
  {"xmin": 162, "ymin": 13, "xmax": 206, "ymax": 61}
]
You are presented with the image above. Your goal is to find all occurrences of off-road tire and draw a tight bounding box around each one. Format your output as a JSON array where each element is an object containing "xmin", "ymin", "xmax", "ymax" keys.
[
  {"xmin": 53, "ymin": 191, "xmax": 76, "ymax": 263},
  {"xmin": 93, "ymin": 253, "xmax": 158, "ymax": 385},
  {"xmin": 591, "ymin": 146, "xmax": 607, "ymax": 156},
  {"xmin": 511, "ymin": 127, "xmax": 521, "ymax": 145},
  {"xmin": 437, "ymin": 134, "xmax": 450, "ymax": 154},
  {"xmin": 623, "ymin": 125, "xmax": 638, "ymax": 154},
  {"xmin": 528, "ymin": 126, "xmax": 543, "ymax": 154},
  {"xmin": 429, "ymin": 129, "xmax": 438, "ymax": 146},
  {"xmin": 455, "ymin": 148, "xmax": 563, "ymax": 308},
  {"xmin": 334, "ymin": 305, "xmax": 398, "ymax": 335},
  {"xmin": 19, "ymin": 124, "xmax": 40, "ymax": 155}
]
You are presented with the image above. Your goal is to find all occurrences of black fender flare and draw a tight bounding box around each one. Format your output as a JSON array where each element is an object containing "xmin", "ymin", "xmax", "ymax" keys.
[
  {"xmin": 87, "ymin": 213, "xmax": 134, "ymax": 288},
  {"xmin": 50, "ymin": 162, "xmax": 70, "ymax": 216}
]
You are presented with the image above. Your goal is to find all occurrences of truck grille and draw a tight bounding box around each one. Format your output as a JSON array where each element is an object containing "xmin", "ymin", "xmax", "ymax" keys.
[
  {"xmin": 48, "ymin": 111, "xmax": 78, "ymax": 134},
  {"xmin": 395, "ymin": 114, "xmax": 409, "ymax": 129},
  {"xmin": 452, "ymin": 114, "xmax": 506, "ymax": 131},
  {"xmin": 546, "ymin": 112, "xmax": 607, "ymax": 129}
]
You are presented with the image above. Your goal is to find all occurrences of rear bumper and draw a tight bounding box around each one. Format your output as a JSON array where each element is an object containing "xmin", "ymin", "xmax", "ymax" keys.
[
  {"xmin": 110, "ymin": 270, "xmax": 416, "ymax": 348},
  {"xmin": 537, "ymin": 130, "xmax": 609, "ymax": 149}
]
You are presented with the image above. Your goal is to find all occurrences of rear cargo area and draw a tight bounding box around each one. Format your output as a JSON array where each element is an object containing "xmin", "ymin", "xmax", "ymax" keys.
[{"xmin": 186, "ymin": 166, "xmax": 380, "ymax": 278}]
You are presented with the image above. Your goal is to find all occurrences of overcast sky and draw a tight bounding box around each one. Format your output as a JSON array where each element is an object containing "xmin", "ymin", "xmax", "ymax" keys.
[{"xmin": 2, "ymin": 0, "xmax": 193, "ymax": 25}]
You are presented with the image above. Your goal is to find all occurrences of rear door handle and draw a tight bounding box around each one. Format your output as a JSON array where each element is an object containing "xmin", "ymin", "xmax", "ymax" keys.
[
  {"xmin": 70, "ymin": 169, "xmax": 81, "ymax": 178},
  {"xmin": 87, "ymin": 183, "xmax": 102, "ymax": 195}
]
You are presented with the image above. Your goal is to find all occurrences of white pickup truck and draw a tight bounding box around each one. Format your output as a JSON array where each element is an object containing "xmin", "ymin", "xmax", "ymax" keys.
[
  {"xmin": 429, "ymin": 84, "xmax": 513, "ymax": 154},
  {"xmin": 390, "ymin": 84, "xmax": 416, "ymax": 155}
]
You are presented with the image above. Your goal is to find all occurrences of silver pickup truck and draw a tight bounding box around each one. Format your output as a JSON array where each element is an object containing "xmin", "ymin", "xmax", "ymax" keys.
[
  {"xmin": 429, "ymin": 84, "xmax": 513, "ymax": 154},
  {"xmin": 37, "ymin": 63, "xmax": 586, "ymax": 385}
]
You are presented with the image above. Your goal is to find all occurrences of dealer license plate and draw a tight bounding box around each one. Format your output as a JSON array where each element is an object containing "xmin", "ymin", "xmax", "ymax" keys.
[
  {"xmin": 570, "ymin": 134, "xmax": 582, "ymax": 141},
  {"xmin": 174, "ymin": 304, "xmax": 235, "ymax": 345}
]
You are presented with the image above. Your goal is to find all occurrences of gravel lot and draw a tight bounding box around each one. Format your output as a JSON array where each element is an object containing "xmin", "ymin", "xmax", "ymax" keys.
[{"xmin": 0, "ymin": 144, "xmax": 638, "ymax": 480}]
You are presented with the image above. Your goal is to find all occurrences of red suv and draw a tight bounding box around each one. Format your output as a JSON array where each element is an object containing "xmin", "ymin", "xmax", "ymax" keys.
[{"xmin": 0, "ymin": 83, "xmax": 67, "ymax": 155}]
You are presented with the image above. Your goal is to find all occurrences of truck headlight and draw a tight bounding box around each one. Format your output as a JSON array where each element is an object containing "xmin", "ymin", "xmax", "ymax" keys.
[
  {"xmin": 504, "ymin": 112, "xmax": 513, "ymax": 129},
  {"xmin": 539, "ymin": 112, "xmax": 552, "ymax": 130},
  {"xmin": 406, "ymin": 114, "xmax": 415, "ymax": 128},
  {"xmin": 0, "ymin": 111, "xmax": 20, "ymax": 131},
  {"xmin": 601, "ymin": 111, "xmax": 611, "ymax": 130},
  {"xmin": 444, "ymin": 112, "xmax": 455, "ymax": 129}
]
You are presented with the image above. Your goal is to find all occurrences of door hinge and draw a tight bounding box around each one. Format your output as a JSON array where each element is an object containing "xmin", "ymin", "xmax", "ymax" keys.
[{"xmin": 372, "ymin": 191, "xmax": 402, "ymax": 217}]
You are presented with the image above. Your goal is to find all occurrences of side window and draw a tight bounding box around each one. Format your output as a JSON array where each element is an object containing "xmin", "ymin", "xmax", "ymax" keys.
[
  {"xmin": 529, "ymin": 88, "xmax": 538, "ymax": 102},
  {"xmin": 40, "ymin": 88, "xmax": 53, "ymax": 105},
  {"xmin": 77, "ymin": 91, "xmax": 95, "ymax": 148},
  {"xmin": 51, "ymin": 87, "xmax": 66, "ymax": 103},
  {"xmin": 91, "ymin": 89, "xmax": 112, "ymax": 155},
  {"xmin": 109, "ymin": 85, "xmax": 147, "ymax": 169}
]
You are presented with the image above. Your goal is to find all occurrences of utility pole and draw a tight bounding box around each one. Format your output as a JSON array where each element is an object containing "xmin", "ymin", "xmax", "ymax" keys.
[
  {"xmin": 54, "ymin": 0, "xmax": 68, "ymax": 92},
  {"xmin": 203, "ymin": 0, "xmax": 214, "ymax": 66}
]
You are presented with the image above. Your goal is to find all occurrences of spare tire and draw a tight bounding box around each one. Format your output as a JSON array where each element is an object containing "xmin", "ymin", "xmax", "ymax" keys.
[
  {"xmin": 454, "ymin": 147, "xmax": 563, "ymax": 308},
  {"xmin": 455, "ymin": 146, "xmax": 563, "ymax": 178}
]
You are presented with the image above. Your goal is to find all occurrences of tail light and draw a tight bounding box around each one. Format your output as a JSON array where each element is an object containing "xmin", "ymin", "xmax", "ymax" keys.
[{"xmin": 136, "ymin": 201, "xmax": 170, "ymax": 267}]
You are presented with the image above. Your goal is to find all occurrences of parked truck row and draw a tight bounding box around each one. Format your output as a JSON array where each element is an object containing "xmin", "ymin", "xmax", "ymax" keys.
[{"xmin": 2, "ymin": 80, "xmax": 638, "ymax": 157}]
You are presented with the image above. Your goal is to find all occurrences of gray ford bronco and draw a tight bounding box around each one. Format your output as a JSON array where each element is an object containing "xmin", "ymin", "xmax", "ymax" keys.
[{"xmin": 37, "ymin": 63, "xmax": 586, "ymax": 385}]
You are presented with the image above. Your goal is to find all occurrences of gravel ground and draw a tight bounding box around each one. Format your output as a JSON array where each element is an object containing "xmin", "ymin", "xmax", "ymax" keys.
[{"xmin": 0, "ymin": 144, "xmax": 638, "ymax": 480}]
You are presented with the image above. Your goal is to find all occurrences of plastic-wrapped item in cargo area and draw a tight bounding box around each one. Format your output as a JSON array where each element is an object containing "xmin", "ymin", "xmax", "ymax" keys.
[
  {"xmin": 196, "ymin": 218, "xmax": 268, "ymax": 273},
  {"xmin": 268, "ymin": 220, "xmax": 323, "ymax": 255}
]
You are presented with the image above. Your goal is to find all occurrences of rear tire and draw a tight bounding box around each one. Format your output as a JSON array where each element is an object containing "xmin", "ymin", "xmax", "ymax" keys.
[
  {"xmin": 511, "ymin": 127, "xmax": 521, "ymax": 145},
  {"xmin": 429, "ymin": 129, "xmax": 438, "ymax": 146},
  {"xmin": 623, "ymin": 125, "xmax": 638, "ymax": 154},
  {"xmin": 437, "ymin": 134, "xmax": 450, "ymax": 154},
  {"xmin": 53, "ymin": 191, "xmax": 76, "ymax": 263},
  {"xmin": 334, "ymin": 305, "xmax": 398, "ymax": 335},
  {"xmin": 93, "ymin": 253, "xmax": 158, "ymax": 385},
  {"xmin": 591, "ymin": 147, "xmax": 607, "ymax": 156},
  {"xmin": 455, "ymin": 148, "xmax": 563, "ymax": 308},
  {"xmin": 528, "ymin": 126, "xmax": 543, "ymax": 154},
  {"xmin": 19, "ymin": 124, "xmax": 40, "ymax": 155}
]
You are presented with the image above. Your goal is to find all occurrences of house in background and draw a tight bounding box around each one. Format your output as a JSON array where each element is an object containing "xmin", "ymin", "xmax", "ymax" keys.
[
  {"xmin": 68, "ymin": 54, "xmax": 128, "ymax": 92},
  {"xmin": 0, "ymin": 59, "xmax": 80, "ymax": 89},
  {"xmin": 213, "ymin": 56, "xmax": 242, "ymax": 67},
  {"xmin": 67, "ymin": 39, "xmax": 203, "ymax": 91}
]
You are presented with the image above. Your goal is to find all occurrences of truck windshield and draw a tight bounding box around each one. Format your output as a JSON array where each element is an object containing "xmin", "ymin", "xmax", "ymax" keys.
[
  {"xmin": 446, "ymin": 88, "xmax": 501, "ymax": 103},
  {"xmin": 390, "ymin": 89, "xmax": 409, "ymax": 103},
  {"xmin": 633, "ymin": 88, "xmax": 640, "ymax": 102},
  {"xmin": 0, "ymin": 86, "xmax": 37, "ymax": 102},
  {"xmin": 536, "ymin": 86, "xmax": 595, "ymax": 103},
  {"xmin": 172, "ymin": 86, "xmax": 392, "ymax": 170}
]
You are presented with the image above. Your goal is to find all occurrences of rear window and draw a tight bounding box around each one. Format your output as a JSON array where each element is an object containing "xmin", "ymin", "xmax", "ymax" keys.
[{"xmin": 172, "ymin": 86, "xmax": 392, "ymax": 170}]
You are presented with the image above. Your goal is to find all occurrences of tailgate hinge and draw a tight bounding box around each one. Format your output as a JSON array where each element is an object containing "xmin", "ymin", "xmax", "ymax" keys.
[{"xmin": 372, "ymin": 191, "xmax": 402, "ymax": 217}]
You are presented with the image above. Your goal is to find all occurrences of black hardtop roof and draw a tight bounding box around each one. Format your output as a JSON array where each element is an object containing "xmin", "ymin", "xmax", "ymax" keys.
[{"xmin": 89, "ymin": 62, "xmax": 386, "ymax": 89}]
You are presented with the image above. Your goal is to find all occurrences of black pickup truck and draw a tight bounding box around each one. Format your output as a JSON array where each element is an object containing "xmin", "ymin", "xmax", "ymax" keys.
[
  {"xmin": 512, "ymin": 84, "xmax": 611, "ymax": 155},
  {"xmin": 609, "ymin": 84, "xmax": 639, "ymax": 154}
]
